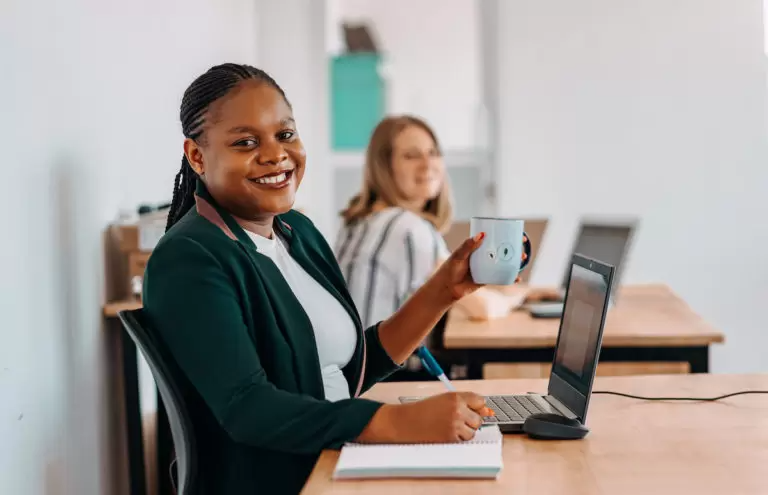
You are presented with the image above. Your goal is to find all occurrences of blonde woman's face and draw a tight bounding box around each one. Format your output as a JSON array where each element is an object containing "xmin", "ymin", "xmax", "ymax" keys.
[{"xmin": 390, "ymin": 125, "xmax": 444, "ymax": 208}]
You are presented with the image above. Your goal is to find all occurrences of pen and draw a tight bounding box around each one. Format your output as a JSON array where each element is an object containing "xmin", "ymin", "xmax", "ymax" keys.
[
  {"xmin": 416, "ymin": 346, "xmax": 456, "ymax": 391},
  {"xmin": 415, "ymin": 346, "xmax": 495, "ymax": 418}
]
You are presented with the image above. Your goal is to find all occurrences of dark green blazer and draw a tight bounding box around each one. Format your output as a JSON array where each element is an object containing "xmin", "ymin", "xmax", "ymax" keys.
[{"xmin": 143, "ymin": 182, "xmax": 401, "ymax": 494}]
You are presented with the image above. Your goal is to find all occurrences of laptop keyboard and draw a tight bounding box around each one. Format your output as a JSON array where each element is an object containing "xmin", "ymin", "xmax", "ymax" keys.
[{"xmin": 483, "ymin": 395, "xmax": 555, "ymax": 423}]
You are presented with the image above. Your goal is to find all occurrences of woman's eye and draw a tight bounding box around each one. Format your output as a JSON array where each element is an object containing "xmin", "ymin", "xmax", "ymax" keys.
[
  {"xmin": 278, "ymin": 131, "xmax": 295, "ymax": 140},
  {"xmin": 233, "ymin": 138, "xmax": 257, "ymax": 147}
]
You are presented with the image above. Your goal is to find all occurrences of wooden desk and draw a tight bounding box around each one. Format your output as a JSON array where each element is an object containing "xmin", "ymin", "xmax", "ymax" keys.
[
  {"xmin": 104, "ymin": 299, "xmax": 141, "ymax": 317},
  {"xmin": 303, "ymin": 374, "xmax": 768, "ymax": 494},
  {"xmin": 443, "ymin": 284, "xmax": 725, "ymax": 377}
]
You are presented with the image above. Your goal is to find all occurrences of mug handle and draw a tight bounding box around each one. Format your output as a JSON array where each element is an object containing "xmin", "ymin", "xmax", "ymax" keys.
[{"xmin": 520, "ymin": 232, "xmax": 532, "ymax": 271}]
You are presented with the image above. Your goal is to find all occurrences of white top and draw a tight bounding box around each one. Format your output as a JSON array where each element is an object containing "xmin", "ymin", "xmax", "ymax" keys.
[
  {"xmin": 245, "ymin": 230, "xmax": 357, "ymax": 402},
  {"xmin": 334, "ymin": 208, "xmax": 451, "ymax": 329}
]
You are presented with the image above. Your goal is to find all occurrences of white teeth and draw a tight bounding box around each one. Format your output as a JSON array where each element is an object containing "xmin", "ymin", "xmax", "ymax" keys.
[{"xmin": 256, "ymin": 172, "xmax": 288, "ymax": 184}]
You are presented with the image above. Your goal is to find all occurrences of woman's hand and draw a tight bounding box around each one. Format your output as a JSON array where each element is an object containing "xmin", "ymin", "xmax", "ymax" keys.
[
  {"xmin": 358, "ymin": 392, "xmax": 493, "ymax": 444},
  {"xmin": 428, "ymin": 233, "xmax": 529, "ymax": 305},
  {"xmin": 376, "ymin": 234, "xmax": 528, "ymax": 363},
  {"xmin": 524, "ymin": 287, "xmax": 564, "ymax": 303}
]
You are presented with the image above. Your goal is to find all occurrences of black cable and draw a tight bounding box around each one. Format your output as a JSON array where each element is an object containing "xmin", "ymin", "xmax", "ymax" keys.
[{"xmin": 593, "ymin": 390, "xmax": 768, "ymax": 402}]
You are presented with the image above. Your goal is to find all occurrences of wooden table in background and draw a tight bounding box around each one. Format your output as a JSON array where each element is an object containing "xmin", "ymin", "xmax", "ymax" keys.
[
  {"xmin": 303, "ymin": 374, "xmax": 768, "ymax": 494},
  {"xmin": 105, "ymin": 299, "xmax": 142, "ymax": 318},
  {"xmin": 443, "ymin": 284, "xmax": 725, "ymax": 379}
]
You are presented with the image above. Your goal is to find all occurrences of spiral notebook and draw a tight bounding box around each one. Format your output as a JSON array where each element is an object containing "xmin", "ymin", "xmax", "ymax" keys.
[{"xmin": 333, "ymin": 425, "xmax": 503, "ymax": 480}]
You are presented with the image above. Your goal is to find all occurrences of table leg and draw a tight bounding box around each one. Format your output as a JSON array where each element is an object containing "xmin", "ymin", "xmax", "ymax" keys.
[
  {"xmin": 121, "ymin": 328, "xmax": 147, "ymax": 495},
  {"xmin": 685, "ymin": 347, "xmax": 709, "ymax": 373},
  {"xmin": 466, "ymin": 359, "xmax": 484, "ymax": 380}
]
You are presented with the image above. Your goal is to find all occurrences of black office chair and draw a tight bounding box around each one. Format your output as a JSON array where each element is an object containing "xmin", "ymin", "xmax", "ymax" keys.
[{"xmin": 118, "ymin": 309, "xmax": 197, "ymax": 495}]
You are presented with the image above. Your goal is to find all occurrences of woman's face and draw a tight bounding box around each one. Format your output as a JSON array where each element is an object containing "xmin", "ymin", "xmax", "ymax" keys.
[
  {"xmin": 186, "ymin": 80, "xmax": 306, "ymax": 221},
  {"xmin": 390, "ymin": 125, "xmax": 444, "ymax": 209}
]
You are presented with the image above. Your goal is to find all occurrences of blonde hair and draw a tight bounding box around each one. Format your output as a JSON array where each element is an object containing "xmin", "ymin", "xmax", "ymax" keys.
[{"xmin": 340, "ymin": 115, "xmax": 454, "ymax": 233}]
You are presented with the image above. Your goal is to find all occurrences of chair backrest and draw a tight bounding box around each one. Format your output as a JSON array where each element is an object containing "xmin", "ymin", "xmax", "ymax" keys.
[{"xmin": 118, "ymin": 309, "xmax": 197, "ymax": 495}]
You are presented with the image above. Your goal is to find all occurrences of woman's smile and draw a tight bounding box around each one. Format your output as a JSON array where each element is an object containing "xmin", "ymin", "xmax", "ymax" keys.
[{"xmin": 250, "ymin": 169, "xmax": 294, "ymax": 189}]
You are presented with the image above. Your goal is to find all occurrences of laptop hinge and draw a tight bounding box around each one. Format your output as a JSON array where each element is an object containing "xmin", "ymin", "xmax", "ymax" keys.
[{"xmin": 546, "ymin": 395, "xmax": 579, "ymax": 420}]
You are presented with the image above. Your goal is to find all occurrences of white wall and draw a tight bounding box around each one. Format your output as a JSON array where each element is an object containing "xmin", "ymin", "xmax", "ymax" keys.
[
  {"xmin": 331, "ymin": 0, "xmax": 485, "ymax": 151},
  {"xmin": 492, "ymin": 0, "xmax": 768, "ymax": 372},
  {"xmin": 0, "ymin": 1, "xmax": 258, "ymax": 494},
  {"xmin": 258, "ymin": 0, "xmax": 332, "ymax": 238}
]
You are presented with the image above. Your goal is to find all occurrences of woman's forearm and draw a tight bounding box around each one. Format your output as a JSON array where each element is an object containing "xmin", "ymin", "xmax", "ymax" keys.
[{"xmin": 376, "ymin": 280, "xmax": 453, "ymax": 364}]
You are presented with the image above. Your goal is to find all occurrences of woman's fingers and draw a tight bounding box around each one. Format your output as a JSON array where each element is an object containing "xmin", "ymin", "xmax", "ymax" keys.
[
  {"xmin": 452, "ymin": 232, "xmax": 485, "ymax": 261},
  {"xmin": 457, "ymin": 405, "xmax": 485, "ymax": 441},
  {"xmin": 456, "ymin": 423, "xmax": 477, "ymax": 441},
  {"xmin": 460, "ymin": 392, "xmax": 490, "ymax": 414}
]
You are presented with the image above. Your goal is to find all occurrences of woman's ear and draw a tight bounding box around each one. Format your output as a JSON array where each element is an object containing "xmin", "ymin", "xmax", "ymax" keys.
[{"xmin": 184, "ymin": 138, "xmax": 205, "ymax": 176}]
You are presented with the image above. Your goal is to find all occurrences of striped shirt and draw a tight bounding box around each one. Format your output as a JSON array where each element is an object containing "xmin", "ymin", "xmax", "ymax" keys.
[{"xmin": 335, "ymin": 208, "xmax": 451, "ymax": 329}]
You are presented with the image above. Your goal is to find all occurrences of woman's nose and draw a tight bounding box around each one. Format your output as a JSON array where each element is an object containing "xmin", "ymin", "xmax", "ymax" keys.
[
  {"xmin": 424, "ymin": 156, "xmax": 441, "ymax": 171},
  {"xmin": 258, "ymin": 140, "xmax": 288, "ymax": 165},
  {"xmin": 416, "ymin": 155, "xmax": 432, "ymax": 169}
]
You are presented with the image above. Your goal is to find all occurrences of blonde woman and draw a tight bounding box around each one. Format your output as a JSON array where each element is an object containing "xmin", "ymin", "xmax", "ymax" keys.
[{"xmin": 336, "ymin": 116, "xmax": 526, "ymax": 353}]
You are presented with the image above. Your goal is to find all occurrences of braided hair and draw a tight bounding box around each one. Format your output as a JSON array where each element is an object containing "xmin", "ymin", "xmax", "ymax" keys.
[{"xmin": 165, "ymin": 63, "xmax": 289, "ymax": 232}]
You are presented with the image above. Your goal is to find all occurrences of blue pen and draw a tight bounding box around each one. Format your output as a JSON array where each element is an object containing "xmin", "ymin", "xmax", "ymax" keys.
[{"xmin": 416, "ymin": 346, "xmax": 456, "ymax": 391}]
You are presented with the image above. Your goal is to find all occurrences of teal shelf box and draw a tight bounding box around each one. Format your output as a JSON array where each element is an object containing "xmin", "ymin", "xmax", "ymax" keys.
[{"xmin": 331, "ymin": 53, "xmax": 385, "ymax": 150}]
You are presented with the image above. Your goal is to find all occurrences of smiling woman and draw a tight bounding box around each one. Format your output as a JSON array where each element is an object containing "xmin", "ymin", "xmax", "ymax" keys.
[
  {"xmin": 335, "ymin": 116, "xmax": 531, "ymax": 381},
  {"xmin": 142, "ymin": 63, "xmax": 498, "ymax": 494},
  {"xmin": 166, "ymin": 66, "xmax": 305, "ymax": 238}
]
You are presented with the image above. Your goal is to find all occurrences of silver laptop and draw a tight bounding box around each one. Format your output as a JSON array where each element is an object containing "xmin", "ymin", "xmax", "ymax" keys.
[
  {"xmin": 527, "ymin": 218, "xmax": 636, "ymax": 318},
  {"xmin": 401, "ymin": 254, "xmax": 615, "ymax": 433}
]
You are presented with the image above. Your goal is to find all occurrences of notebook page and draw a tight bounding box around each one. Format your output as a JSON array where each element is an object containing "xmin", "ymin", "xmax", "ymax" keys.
[{"xmin": 334, "ymin": 425, "xmax": 503, "ymax": 479}]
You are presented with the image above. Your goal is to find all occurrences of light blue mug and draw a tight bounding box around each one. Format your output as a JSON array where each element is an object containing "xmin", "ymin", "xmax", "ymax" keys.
[{"xmin": 469, "ymin": 217, "xmax": 531, "ymax": 285}]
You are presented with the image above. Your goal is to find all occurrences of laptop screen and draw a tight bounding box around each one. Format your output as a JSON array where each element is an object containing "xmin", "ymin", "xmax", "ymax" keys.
[
  {"xmin": 549, "ymin": 257, "xmax": 613, "ymax": 420},
  {"xmin": 562, "ymin": 223, "xmax": 632, "ymax": 304}
]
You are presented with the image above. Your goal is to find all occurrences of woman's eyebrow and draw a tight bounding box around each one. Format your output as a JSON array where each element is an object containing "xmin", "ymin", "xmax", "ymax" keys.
[
  {"xmin": 227, "ymin": 125, "xmax": 257, "ymax": 134},
  {"xmin": 227, "ymin": 118, "xmax": 295, "ymax": 134}
]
